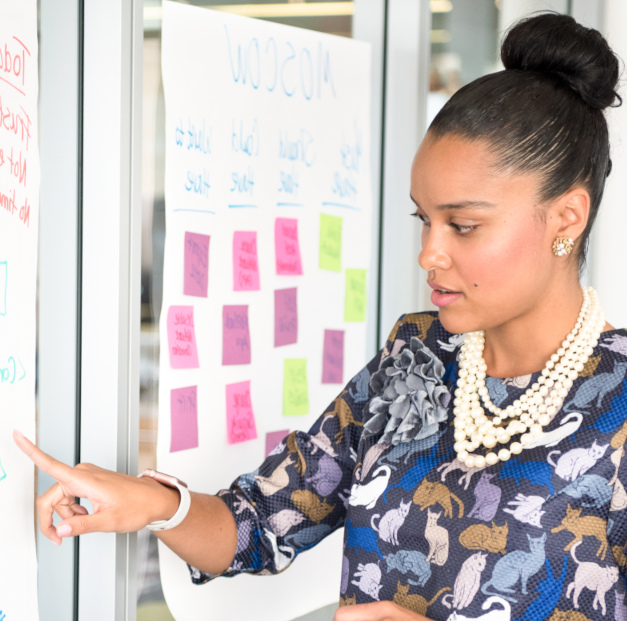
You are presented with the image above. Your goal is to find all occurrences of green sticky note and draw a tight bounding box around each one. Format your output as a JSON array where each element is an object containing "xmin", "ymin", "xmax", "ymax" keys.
[
  {"xmin": 345, "ymin": 269, "xmax": 367, "ymax": 322},
  {"xmin": 283, "ymin": 358, "xmax": 309, "ymax": 416},
  {"xmin": 319, "ymin": 214, "xmax": 343, "ymax": 272}
]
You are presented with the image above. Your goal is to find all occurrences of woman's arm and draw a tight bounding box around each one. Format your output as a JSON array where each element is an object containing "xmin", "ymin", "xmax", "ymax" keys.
[{"xmin": 13, "ymin": 430, "xmax": 237, "ymax": 575}]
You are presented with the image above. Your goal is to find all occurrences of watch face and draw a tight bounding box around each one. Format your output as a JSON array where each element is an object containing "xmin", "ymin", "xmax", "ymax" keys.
[{"xmin": 142, "ymin": 469, "xmax": 188, "ymax": 489}]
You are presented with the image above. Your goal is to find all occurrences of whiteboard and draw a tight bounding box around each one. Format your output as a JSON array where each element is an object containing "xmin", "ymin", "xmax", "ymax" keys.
[
  {"xmin": 159, "ymin": 3, "xmax": 372, "ymax": 619},
  {"xmin": 0, "ymin": 0, "xmax": 40, "ymax": 618}
]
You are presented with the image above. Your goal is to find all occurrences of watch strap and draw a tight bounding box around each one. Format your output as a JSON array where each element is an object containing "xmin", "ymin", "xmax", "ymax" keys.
[{"xmin": 138, "ymin": 469, "xmax": 192, "ymax": 531}]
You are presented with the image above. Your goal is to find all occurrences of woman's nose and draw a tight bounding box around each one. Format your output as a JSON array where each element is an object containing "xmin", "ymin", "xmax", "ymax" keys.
[{"xmin": 418, "ymin": 227, "xmax": 452, "ymax": 271}]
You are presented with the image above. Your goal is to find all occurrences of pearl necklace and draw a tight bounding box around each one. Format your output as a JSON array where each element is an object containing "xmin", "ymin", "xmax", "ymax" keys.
[{"xmin": 453, "ymin": 286, "xmax": 605, "ymax": 469}]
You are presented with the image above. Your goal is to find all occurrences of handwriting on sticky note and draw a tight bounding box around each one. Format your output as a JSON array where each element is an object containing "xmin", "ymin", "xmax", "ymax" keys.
[
  {"xmin": 225, "ymin": 380, "xmax": 258, "ymax": 444},
  {"xmin": 274, "ymin": 287, "xmax": 298, "ymax": 347},
  {"xmin": 222, "ymin": 305, "xmax": 251, "ymax": 365},
  {"xmin": 319, "ymin": 213, "xmax": 342, "ymax": 272},
  {"xmin": 275, "ymin": 217, "xmax": 303, "ymax": 275},
  {"xmin": 233, "ymin": 231, "xmax": 260, "ymax": 291},
  {"xmin": 184, "ymin": 232, "xmax": 210, "ymax": 297},
  {"xmin": 322, "ymin": 329, "xmax": 344, "ymax": 384},
  {"xmin": 283, "ymin": 359, "xmax": 309, "ymax": 416},
  {"xmin": 167, "ymin": 306, "xmax": 200, "ymax": 368},
  {"xmin": 345, "ymin": 269, "xmax": 367, "ymax": 322},
  {"xmin": 265, "ymin": 429, "xmax": 290, "ymax": 457},
  {"xmin": 170, "ymin": 386, "xmax": 199, "ymax": 452}
]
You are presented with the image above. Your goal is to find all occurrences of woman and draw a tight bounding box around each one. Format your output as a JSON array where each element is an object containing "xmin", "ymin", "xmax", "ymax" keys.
[{"xmin": 16, "ymin": 12, "xmax": 627, "ymax": 621}]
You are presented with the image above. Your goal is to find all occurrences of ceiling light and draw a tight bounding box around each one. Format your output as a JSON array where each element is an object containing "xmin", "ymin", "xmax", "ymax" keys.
[{"xmin": 431, "ymin": 0, "xmax": 453, "ymax": 12}]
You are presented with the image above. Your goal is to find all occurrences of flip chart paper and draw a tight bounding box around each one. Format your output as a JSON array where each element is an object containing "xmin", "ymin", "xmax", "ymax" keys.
[
  {"xmin": 184, "ymin": 231, "xmax": 210, "ymax": 297},
  {"xmin": 274, "ymin": 287, "xmax": 298, "ymax": 347},
  {"xmin": 225, "ymin": 380, "xmax": 258, "ymax": 444},
  {"xmin": 322, "ymin": 329, "xmax": 344, "ymax": 384},
  {"xmin": 283, "ymin": 359, "xmax": 309, "ymax": 416},
  {"xmin": 275, "ymin": 217, "xmax": 303, "ymax": 275},
  {"xmin": 170, "ymin": 386, "xmax": 199, "ymax": 452},
  {"xmin": 0, "ymin": 1, "xmax": 40, "ymax": 618},
  {"xmin": 159, "ymin": 3, "xmax": 373, "ymax": 619},
  {"xmin": 345, "ymin": 269, "xmax": 367, "ymax": 322},
  {"xmin": 233, "ymin": 231, "xmax": 260, "ymax": 291},
  {"xmin": 222, "ymin": 305, "xmax": 251, "ymax": 365},
  {"xmin": 265, "ymin": 429, "xmax": 290, "ymax": 457},
  {"xmin": 167, "ymin": 306, "xmax": 200, "ymax": 368},
  {"xmin": 319, "ymin": 213, "xmax": 342, "ymax": 272}
]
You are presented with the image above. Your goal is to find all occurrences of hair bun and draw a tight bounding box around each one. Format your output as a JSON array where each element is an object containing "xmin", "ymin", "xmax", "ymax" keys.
[{"xmin": 501, "ymin": 13, "xmax": 621, "ymax": 110}]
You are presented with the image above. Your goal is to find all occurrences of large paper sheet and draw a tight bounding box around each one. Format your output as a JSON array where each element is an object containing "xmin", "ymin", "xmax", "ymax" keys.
[
  {"xmin": 159, "ymin": 3, "xmax": 372, "ymax": 619},
  {"xmin": 0, "ymin": 0, "xmax": 40, "ymax": 619}
]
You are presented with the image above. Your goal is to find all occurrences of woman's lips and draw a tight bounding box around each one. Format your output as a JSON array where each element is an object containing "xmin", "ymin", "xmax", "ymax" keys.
[{"xmin": 428, "ymin": 282, "xmax": 462, "ymax": 307}]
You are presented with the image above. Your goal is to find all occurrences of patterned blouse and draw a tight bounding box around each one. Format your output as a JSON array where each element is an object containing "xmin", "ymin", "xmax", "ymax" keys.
[{"xmin": 192, "ymin": 312, "xmax": 627, "ymax": 621}]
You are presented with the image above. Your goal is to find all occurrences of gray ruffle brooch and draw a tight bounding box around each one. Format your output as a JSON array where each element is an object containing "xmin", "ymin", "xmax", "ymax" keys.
[{"xmin": 363, "ymin": 337, "xmax": 451, "ymax": 445}]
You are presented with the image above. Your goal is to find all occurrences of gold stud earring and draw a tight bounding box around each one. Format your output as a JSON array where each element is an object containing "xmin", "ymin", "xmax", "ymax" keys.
[{"xmin": 552, "ymin": 237, "xmax": 574, "ymax": 257}]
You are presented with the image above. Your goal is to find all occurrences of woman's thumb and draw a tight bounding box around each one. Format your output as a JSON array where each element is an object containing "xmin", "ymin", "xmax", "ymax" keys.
[{"xmin": 56, "ymin": 511, "xmax": 116, "ymax": 538}]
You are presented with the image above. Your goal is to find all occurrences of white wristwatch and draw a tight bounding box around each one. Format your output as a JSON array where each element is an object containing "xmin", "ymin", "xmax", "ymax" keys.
[{"xmin": 138, "ymin": 468, "xmax": 191, "ymax": 531}]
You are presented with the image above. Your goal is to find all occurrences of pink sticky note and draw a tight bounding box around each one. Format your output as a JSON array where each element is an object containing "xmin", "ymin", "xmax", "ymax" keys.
[
  {"xmin": 167, "ymin": 306, "xmax": 200, "ymax": 369},
  {"xmin": 265, "ymin": 429, "xmax": 290, "ymax": 457},
  {"xmin": 170, "ymin": 386, "xmax": 198, "ymax": 452},
  {"xmin": 274, "ymin": 288, "xmax": 298, "ymax": 347},
  {"xmin": 225, "ymin": 380, "xmax": 258, "ymax": 444},
  {"xmin": 275, "ymin": 217, "xmax": 303, "ymax": 275},
  {"xmin": 184, "ymin": 232, "xmax": 210, "ymax": 297},
  {"xmin": 222, "ymin": 305, "xmax": 251, "ymax": 365},
  {"xmin": 233, "ymin": 231, "xmax": 260, "ymax": 291},
  {"xmin": 322, "ymin": 329, "xmax": 345, "ymax": 384}
]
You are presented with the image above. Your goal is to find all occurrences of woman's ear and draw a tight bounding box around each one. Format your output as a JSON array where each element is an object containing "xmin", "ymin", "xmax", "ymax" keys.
[{"xmin": 552, "ymin": 186, "xmax": 590, "ymax": 240}]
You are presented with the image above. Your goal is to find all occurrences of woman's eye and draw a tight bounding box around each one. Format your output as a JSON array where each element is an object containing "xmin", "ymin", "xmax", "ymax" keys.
[
  {"xmin": 410, "ymin": 212, "xmax": 430, "ymax": 225},
  {"xmin": 451, "ymin": 223, "xmax": 477, "ymax": 234}
]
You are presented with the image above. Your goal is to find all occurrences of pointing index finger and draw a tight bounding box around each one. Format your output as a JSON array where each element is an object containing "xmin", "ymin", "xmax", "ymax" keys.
[{"xmin": 13, "ymin": 430, "xmax": 74, "ymax": 482}]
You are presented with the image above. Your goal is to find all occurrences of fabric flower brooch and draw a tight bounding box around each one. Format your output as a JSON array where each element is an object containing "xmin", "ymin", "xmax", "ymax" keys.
[{"xmin": 363, "ymin": 337, "xmax": 451, "ymax": 445}]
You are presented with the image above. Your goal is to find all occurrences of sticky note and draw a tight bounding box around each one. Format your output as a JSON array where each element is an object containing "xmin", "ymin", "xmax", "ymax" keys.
[
  {"xmin": 0, "ymin": 261, "xmax": 6, "ymax": 316},
  {"xmin": 322, "ymin": 329, "xmax": 345, "ymax": 384},
  {"xmin": 167, "ymin": 306, "xmax": 200, "ymax": 368},
  {"xmin": 283, "ymin": 359, "xmax": 309, "ymax": 416},
  {"xmin": 274, "ymin": 287, "xmax": 298, "ymax": 347},
  {"xmin": 319, "ymin": 213, "xmax": 342, "ymax": 272},
  {"xmin": 184, "ymin": 232, "xmax": 210, "ymax": 297},
  {"xmin": 275, "ymin": 217, "xmax": 303, "ymax": 275},
  {"xmin": 170, "ymin": 386, "xmax": 198, "ymax": 452},
  {"xmin": 223, "ymin": 305, "xmax": 251, "ymax": 365},
  {"xmin": 265, "ymin": 429, "xmax": 290, "ymax": 457},
  {"xmin": 345, "ymin": 269, "xmax": 367, "ymax": 322},
  {"xmin": 225, "ymin": 380, "xmax": 258, "ymax": 444},
  {"xmin": 233, "ymin": 231, "xmax": 260, "ymax": 291}
]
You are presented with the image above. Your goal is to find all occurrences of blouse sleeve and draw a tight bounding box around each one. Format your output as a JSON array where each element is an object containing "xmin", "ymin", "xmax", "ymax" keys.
[
  {"xmin": 607, "ymin": 428, "xmax": 627, "ymax": 587},
  {"xmin": 189, "ymin": 314, "xmax": 419, "ymax": 584}
]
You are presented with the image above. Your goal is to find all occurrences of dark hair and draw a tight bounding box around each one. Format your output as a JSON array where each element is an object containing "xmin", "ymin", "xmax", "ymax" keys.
[{"xmin": 428, "ymin": 12, "xmax": 622, "ymax": 272}]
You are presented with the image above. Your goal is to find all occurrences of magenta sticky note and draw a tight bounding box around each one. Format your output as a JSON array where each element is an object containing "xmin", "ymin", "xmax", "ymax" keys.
[
  {"xmin": 265, "ymin": 429, "xmax": 290, "ymax": 457},
  {"xmin": 275, "ymin": 217, "xmax": 303, "ymax": 275},
  {"xmin": 225, "ymin": 380, "xmax": 258, "ymax": 444},
  {"xmin": 274, "ymin": 288, "xmax": 298, "ymax": 347},
  {"xmin": 167, "ymin": 306, "xmax": 200, "ymax": 369},
  {"xmin": 170, "ymin": 386, "xmax": 198, "ymax": 452},
  {"xmin": 233, "ymin": 231, "xmax": 260, "ymax": 291},
  {"xmin": 184, "ymin": 232, "xmax": 210, "ymax": 297},
  {"xmin": 222, "ymin": 305, "xmax": 251, "ymax": 365},
  {"xmin": 322, "ymin": 329, "xmax": 345, "ymax": 384}
]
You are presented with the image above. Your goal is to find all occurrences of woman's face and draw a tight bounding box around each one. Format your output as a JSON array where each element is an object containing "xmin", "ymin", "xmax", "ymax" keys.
[{"xmin": 411, "ymin": 134, "xmax": 565, "ymax": 335}]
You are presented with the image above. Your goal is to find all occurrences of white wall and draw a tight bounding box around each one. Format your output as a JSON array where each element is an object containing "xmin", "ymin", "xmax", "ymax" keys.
[{"xmin": 592, "ymin": 0, "xmax": 627, "ymax": 329}]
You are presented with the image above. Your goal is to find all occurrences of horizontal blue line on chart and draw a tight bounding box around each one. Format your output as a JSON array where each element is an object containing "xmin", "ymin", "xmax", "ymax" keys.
[
  {"xmin": 277, "ymin": 202, "xmax": 304, "ymax": 207},
  {"xmin": 229, "ymin": 204, "xmax": 258, "ymax": 209},
  {"xmin": 173, "ymin": 208, "xmax": 216, "ymax": 214},
  {"xmin": 322, "ymin": 202, "xmax": 361, "ymax": 211}
]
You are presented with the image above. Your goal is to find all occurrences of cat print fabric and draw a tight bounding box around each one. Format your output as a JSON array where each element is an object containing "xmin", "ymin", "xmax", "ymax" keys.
[{"xmin": 193, "ymin": 312, "xmax": 627, "ymax": 621}]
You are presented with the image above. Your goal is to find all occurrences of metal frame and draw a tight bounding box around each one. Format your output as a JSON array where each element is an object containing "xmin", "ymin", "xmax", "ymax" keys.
[
  {"xmin": 38, "ymin": 1, "xmax": 82, "ymax": 619},
  {"xmin": 78, "ymin": 0, "xmax": 142, "ymax": 619}
]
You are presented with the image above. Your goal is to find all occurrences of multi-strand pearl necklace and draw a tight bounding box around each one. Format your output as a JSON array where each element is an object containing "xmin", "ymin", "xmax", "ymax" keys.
[{"xmin": 453, "ymin": 286, "xmax": 605, "ymax": 469}]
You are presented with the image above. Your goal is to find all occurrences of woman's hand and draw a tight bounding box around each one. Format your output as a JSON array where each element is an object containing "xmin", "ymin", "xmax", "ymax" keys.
[
  {"xmin": 333, "ymin": 602, "xmax": 430, "ymax": 621},
  {"xmin": 13, "ymin": 430, "xmax": 179, "ymax": 545}
]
